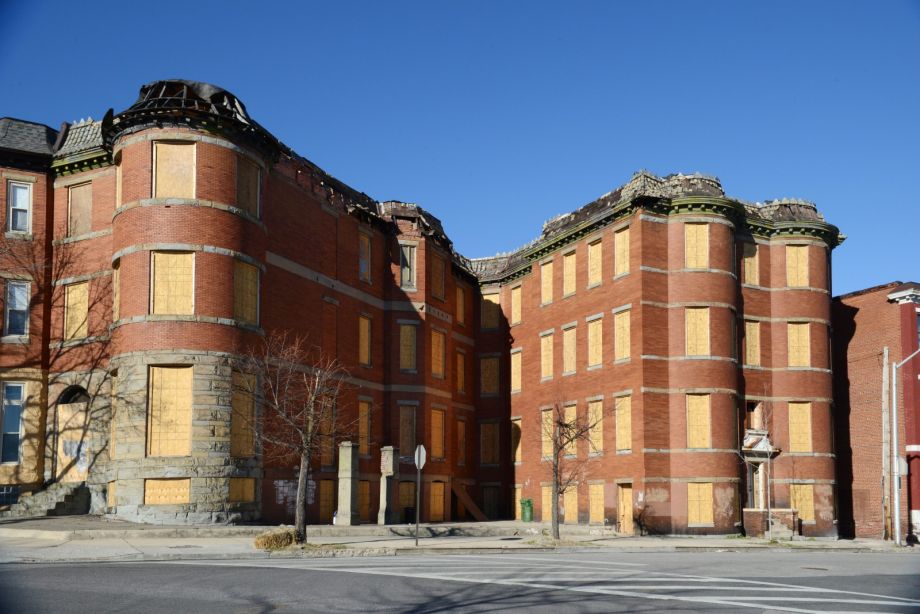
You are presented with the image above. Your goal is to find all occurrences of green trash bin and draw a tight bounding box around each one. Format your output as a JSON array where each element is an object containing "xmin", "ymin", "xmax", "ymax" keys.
[{"xmin": 521, "ymin": 498, "xmax": 533, "ymax": 522}]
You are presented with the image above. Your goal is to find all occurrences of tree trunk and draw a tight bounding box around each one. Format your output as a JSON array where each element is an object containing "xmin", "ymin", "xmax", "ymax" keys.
[{"xmin": 294, "ymin": 452, "xmax": 310, "ymax": 543}]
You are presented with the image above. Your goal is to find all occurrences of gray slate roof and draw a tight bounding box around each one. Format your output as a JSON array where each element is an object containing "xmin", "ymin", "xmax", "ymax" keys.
[
  {"xmin": 56, "ymin": 119, "xmax": 103, "ymax": 158},
  {"xmin": 0, "ymin": 118, "xmax": 57, "ymax": 155}
]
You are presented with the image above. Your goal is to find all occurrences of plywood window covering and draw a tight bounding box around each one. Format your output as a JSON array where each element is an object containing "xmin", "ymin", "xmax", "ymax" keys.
[
  {"xmin": 540, "ymin": 333, "xmax": 554, "ymax": 379},
  {"xmin": 358, "ymin": 233, "xmax": 371, "ymax": 283},
  {"xmin": 399, "ymin": 405, "xmax": 416, "ymax": 456},
  {"xmin": 236, "ymin": 155, "xmax": 260, "ymax": 216},
  {"xmin": 685, "ymin": 223, "xmax": 709, "ymax": 269},
  {"xmin": 510, "ymin": 350, "xmax": 522, "ymax": 393},
  {"xmin": 107, "ymin": 481, "xmax": 117, "ymax": 508},
  {"xmin": 399, "ymin": 324, "xmax": 417, "ymax": 371},
  {"xmin": 319, "ymin": 479, "xmax": 334, "ymax": 523},
  {"xmin": 788, "ymin": 322, "xmax": 810, "ymax": 367},
  {"xmin": 115, "ymin": 158, "xmax": 123, "ymax": 208},
  {"xmin": 154, "ymin": 142, "xmax": 195, "ymax": 199},
  {"xmin": 614, "ymin": 310, "xmax": 630, "ymax": 360},
  {"xmin": 358, "ymin": 315, "xmax": 372, "ymax": 366},
  {"xmin": 744, "ymin": 320, "xmax": 761, "ymax": 366},
  {"xmin": 687, "ymin": 482, "xmax": 714, "ymax": 525},
  {"xmin": 456, "ymin": 286, "xmax": 465, "ymax": 325},
  {"xmin": 564, "ymin": 487, "xmax": 578, "ymax": 524},
  {"xmin": 68, "ymin": 182, "xmax": 92, "ymax": 237},
  {"xmin": 615, "ymin": 395, "xmax": 632, "ymax": 452},
  {"xmin": 788, "ymin": 401, "xmax": 813, "ymax": 453},
  {"xmin": 563, "ymin": 405, "xmax": 577, "ymax": 456},
  {"xmin": 588, "ymin": 399, "xmax": 603, "ymax": 452},
  {"xmin": 151, "ymin": 251, "xmax": 194, "ymax": 315},
  {"xmin": 456, "ymin": 419, "xmax": 466, "ymax": 466},
  {"xmin": 229, "ymin": 477, "xmax": 256, "ymax": 503},
  {"xmin": 588, "ymin": 239, "xmax": 602, "ymax": 286},
  {"xmin": 431, "ymin": 408, "xmax": 445, "ymax": 459},
  {"xmin": 589, "ymin": 483, "xmax": 605, "ymax": 524},
  {"xmin": 541, "ymin": 485, "xmax": 553, "ymax": 522},
  {"xmin": 481, "ymin": 293, "xmax": 500, "ymax": 330},
  {"xmin": 231, "ymin": 371, "xmax": 256, "ymax": 457},
  {"xmin": 786, "ymin": 245, "xmax": 809, "ymax": 287},
  {"xmin": 456, "ymin": 351, "xmax": 466, "ymax": 393},
  {"xmin": 685, "ymin": 307, "xmax": 710, "ymax": 356},
  {"xmin": 686, "ymin": 394, "xmax": 711, "ymax": 449},
  {"xmin": 400, "ymin": 244, "xmax": 416, "ymax": 288},
  {"xmin": 514, "ymin": 486, "xmax": 522, "ymax": 520},
  {"xmin": 511, "ymin": 418, "xmax": 522, "ymax": 463},
  {"xmin": 742, "ymin": 243, "xmax": 759, "ymax": 285},
  {"xmin": 540, "ymin": 260, "xmax": 553, "ymax": 304},
  {"xmin": 541, "ymin": 409, "xmax": 553, "ymax": 458},
  {"xmin": 563, "ymin": 326, "xmax": 576, "ymax": 373},
  {"xmin": 563, "ymin": 251, "xmax": 576, "ymax": 296},
  {"xmin": 431, "ymin": 329, "xmax": 446, "ymax": 378},
  {"xmin": 358, "ymin": 400, "xmax": 370, "ymax": 456},
  {"xmin": 431, "ymin": 255, "xmax": 446, "ymax": 299},
  {"xmin": 148, "ymin": 366, "xmax": 193, "ymax": 457},
  {"xmin": 587, "ymin": 318, "xmax": 603, "ymax": 367},
  {"xmin": 614, "ymin": 227, "xmax": 630, "ymax": 276},
  {"xmin": 398, "ymin": 481, "xmax": 415, "ymax": 509},
  {"xmin": 319, "ymin": 411, "xmax": 335, "ymax": 466},
  {"xmin": 358, "ymin": 480, "xmax": 371, "ymax": 522},
  {"xmin": 510, "ymin": 285, "xmax": 522, "ymax": 325},
  {"xmin": 790, "ymin": 483, "xmax": 815, "ymax": 522},
  {"xmin": 480, "ymin": 356, "xmax": 499, "ymax": 395},
  {"xmin": 64, "ymin": 282, "xmax": 89, "ymax": 340},
  {"xmin": 480, "ymin": 421, "xmax": 499, "ymax": 465},
  {"xmin": 234, "ymin": 261, "xmax": 259, "ymax": 324},
  {"xmin": 112, "ymin": 262, "xmax": 120, "ymax": 321},
  {"xmin": 144, "ymin": 478, "xmax": 190, "ymax": 505},
  {"xmin": 109, "ymin": 373, "xmax": 118, "ymax": 461},
  {"xmin": 429, "ymin": 481, "xmax": 445, "ymax": 522}
]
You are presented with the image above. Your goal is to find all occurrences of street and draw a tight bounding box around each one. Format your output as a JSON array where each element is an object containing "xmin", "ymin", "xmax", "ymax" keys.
[{"xmin": 1, "ymin": 551, "xmax": 918, "ymax": 613}]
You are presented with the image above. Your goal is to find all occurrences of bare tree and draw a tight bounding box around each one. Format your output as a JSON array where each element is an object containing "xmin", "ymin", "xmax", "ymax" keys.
[{"xmin": 232, "ymin": 331, "xmax": 354, "ymax": 543}]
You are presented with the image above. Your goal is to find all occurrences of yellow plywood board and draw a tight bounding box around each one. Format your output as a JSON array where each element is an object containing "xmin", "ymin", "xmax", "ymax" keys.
[
  {"xmin": 480, "ymin": 356, "xmax": 499, "ymax": 395},
  {"xmin": 147, "ymin": 366, "xmax": 193, "ymax": 457},
  {"xmin": 563, "ymin": 252, "xmax": 576, "ymax": 296},
  {"xmin": 510, "ymin": 351, "xmax": 521, "ymax": 392},
  {"xmin": 236, "ymin": 155, "xmax": 260, "ymax": 216},
  {"xmin": 64, "ymin": 282, "xmax": 89, "ymax": 340},
  {"xmin": 615, "ymin": 227, "xmax": 630, "ymax": 275},
  {"xmin": 589, "ymin": 483, "xmax": 604, "ymax": 524},
  {"xmin": 788, "ymin": 402, "xmax": 813, "ymax": 453},
  {"xmin": 358, "ymin": 316, "xmax": 372, "ymax": 365},
  {"xmin": 510, "ymin": 285, "xmax": 521, "ymax": 325},
  {"xmin": 152, "ymin": 252, "xmax": 194, "ymax": 315},
  {"xmin": 688, "ymin": 482, "xmax": 713, "ymax": 525},
  {"xmin": 68, "ymin": 182, "xmax": 92, "ymax": 236},
  {"xmin": 145, "ymin": 478, "xmax": 190, "ymax": 505},
  {"xmin": 587, "ymin": 319, "xmax": 603, "ymax": 367},
  {"xmin": 685, "ymin": 307, "xmax": 710, "ymax": 356},
  {"xmin": 564, "ymin": 487, "xmax": 578, "ymax": 524},
  {"xmin": 230, "ymin": 371, "xmax": 256, "ymax": 457},
  {"xmin": 587, "ymin": 240, "xmax": 602, "ymax": 285},
  {"xmin": 540, "ymin": 261, "xmax": 553, "ymax": 304},
  {"xmin": 744, "ymin": 320, "xmax": 761, "ymax": 366},
  {"xmin": 431, "ymin": 409, "xmax": 445, "ymax": 458},
  {"xmin": 431, "ymin": 329, "xmax": 445, "ymax": 378},
  {"xmin": 788, "ymin": 322, "xmax": 811, "ymax": 367},
  {"xmin": 358, "ymin": 400, "xmax": 370, "ymax": 455},
  {"xmin": 154, "ymin": 142, "xmax": 195, "ymax": 199},
  {"xmin": 616, "ymin": 395, "xmax": 632, "ymax": 452},
  {"xmin": 685, "ymin": 223, "xmax": 709, "ymax": 269},
  {"xmin": 399, "ymin": 325, "xmax": 417, "ymax": 370},
  {"xmin": 234, "ymin": 261, "xmax": 259, "ymax": 324},
  {"xmin": 563, "ymin": 327, "xmax": 576, "ymax": 373},
  {"xmin": 540, "ymin": 334, "xmax": 553, "ymax": 379},
  {"xmin": 614, "ymin": 310, "xmax": 630, "ymax": 360},
  {"xmin": 687, "ymin": 394, "xmax": 711, "ymax": 449},
  {"xmin": 588, "ymin": 400, "xmax": 603, "ymax": 452},
  {"xmin": 229, "ymin": 477, "xmax": 256, "ymax": 503}
]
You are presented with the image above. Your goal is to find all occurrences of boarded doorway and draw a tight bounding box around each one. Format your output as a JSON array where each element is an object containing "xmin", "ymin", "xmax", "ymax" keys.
[{"xmin": 617, "ymin": 483, "xmax": 634, "ymax": 535}]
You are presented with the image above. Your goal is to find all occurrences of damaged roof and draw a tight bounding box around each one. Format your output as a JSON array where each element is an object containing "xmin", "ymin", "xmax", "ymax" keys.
[{"xmin": 55, "ymin": 118, "xmax": 103, "ymax": 158}]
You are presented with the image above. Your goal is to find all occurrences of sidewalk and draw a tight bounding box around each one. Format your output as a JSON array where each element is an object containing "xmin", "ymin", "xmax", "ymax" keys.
[{"xmin": 0, "ymin": 516, "xmax": 911, "ymax": 564}]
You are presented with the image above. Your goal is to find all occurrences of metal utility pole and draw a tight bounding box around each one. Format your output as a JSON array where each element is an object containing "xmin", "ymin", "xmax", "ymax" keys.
[{"xmin": 891, "ymin": 346, "xmax": 920, "ymax": 547}]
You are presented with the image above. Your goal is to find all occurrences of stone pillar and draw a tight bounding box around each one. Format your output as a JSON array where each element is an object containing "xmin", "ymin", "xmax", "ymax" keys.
[
  {"xmin": 378, "ymin": 446, "xmax": 399, "ymax": 525},
  {"xmin": 336, "ymin": 442, "xmax": 360, "ymax": 526}
]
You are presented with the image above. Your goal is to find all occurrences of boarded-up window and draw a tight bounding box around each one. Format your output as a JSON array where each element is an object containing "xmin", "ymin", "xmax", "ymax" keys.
[
  {"xmin": 563, "ymin": 251, "xmax": 576, "ymax": 296},
  {"xmin": 430, "ymin": 481, "xmax": 445, "ymax": 522},
  {"xmin": 511, "ymin": 417, "xmax": 522, "ymax": 463},
  {"xmin": 229, "ymin": 477, "xmax": 256, "ymax": 503},
  {"xmin": 510, "ymin": 285, "xmax": 522, "ymax": 325},
  {"xmin": 358, "ymin": 399, "xmax": 370, "ymax": 456},
  {"xmin": 358, "ymin": 233, "xmax": 371, "ymax": 283},
  {"xmin": 112, "ymin": 262, "xmax": 120, "ymax": 321},
  {"xmin": 588, "ymin": 239, "xmax": 602, "ymax": 286},
  {"xmin": 790, "ymin": 483, "xmax": 815, "ymax": 522},
  {"xmin": 587, "ymin": 318, "xmax": 603, "ymax": 367},
  {"xmin": 64, "ymin": 282, "xmax": 89, "ymax": 340},
  {"xmin": 398, "ymin": 481, "xmax": 415, "ymax": 509},
  {"xmin": 481, "ymin": 293, "xmax": 500, "ymax": 330},
  {"xmin": 431, "ymin": 255, "xmax": 446, "ymax": 299},
  {"xmin": 230, "ymin": 371, "xmax": 255, "ymax": 457},
  {"xmin": 616, "ymin": 395, "xmax": 631, "ymax": 452},
  {"xmin": 563, "ymin": 326, "xmax": 576, "ymax": 373},
  {"xmin": 480, "ymin": 421, "xmax": 499, "ymax": 465},
  {"xmin": 359, "ymin": 480, "xmax": 370, "ymax": 522},
  {"xmin": 400, "ymin": 244, "xmax": 416, "ymax": 288},
  {"xmin": 614, "ymin": 310, "xmax": 630, "ymax": 360},
  {"xmin": 154, "ymin": 142, "xmax": 195, "ymax": 199},
  {"xmin": 541, "ymin": 409, "xmax": 553, "ymax": 458},
  {"xmin": 788, "ymin": 322, "xmax": 810, "ymax": 367},
  {"xmin": 109, "ymin": 373, "xmax": 119, "ymax": 460},
  {"xmin": 399, "ymin": 405, "xmax": 416, "ymax": 456},
  {"xmin": 589, "ymin": 483, "xmax": 605, "ymax": 524},
  {"xmin": 540, "ymin": 260, "xmax": 553, "ymax": 304},
  {"xmin": 480, "ymin": 356, "xmax": 499, "ymax": 395},
  {"xmin": 151, "ymin": 251, "xmax": 193, "ymax": 315},
  {"xmin": 234, "ymin": 261, "xmax": 259, "ymax": 324},
  {"xmin": 236, "ymin": 155, "xmax": 260, "ymax": 216},
  {"xmin": 541, "ymin": 485, "xmax": 553, "ymax": 522},
  {"xmin": 687, "ymin": 482, "xmax": 713, "ymax": 525},
  {"xmin": 457, "ymin": 420, "xmax": 466, "ymax": 466},
  {"xmin": 541, "ymin": 333, "xmax": 554, "ymax": 379},
  {"xmin": 786, "ymin": 245, "xmax": 809, "ymax": 287},
  {"xmin": 788, "ymin": 402, "xmax": 813, "ymax": 453},
  {"xmin": 564, "ymin": 487, "xmax": 578, "ymax": 524},
  {"xmin": 687, "ymin": 394, "xmax": 711, "ymax": 449},
  {"xmin": 615, "ymin": 227, "xmax": 630, "ymax": 276},
  {"xmin": 431, "ymin": 329, "xmax": 446, "ymax": 378},
  {"xmin": 456, "ymin": 351, "xmax": 465, "ymax": 393},
  {"xmin": 359, "ymin": 315, "xmax": 372, "ymax": 366},
  {"xmin": 744, "ymin": 320, "xmax": 761, "ymax": 366},
  {"xmin": 319, "ymin": 479, "xmax": 334, "ymax": 523},
  {"xmin": 431, "ymin": 408, "xmax": 445, "ymax": 459},
  {"xmin": 514, "ymin": 486, "xmax": 522, "ymax": 520},
  {"xmin": 742, "ymin": 243, "xmax": 759, "ymax": 285},
  {"xmin": 68, "ymin": 182, "xmax": 92, "ymax": 237},
  {"xmin": 685, "ymin": 223, "xmax": 709, "ymax": 269},
  {"xmin": 107, "ymin": 481, "xmax": 117, "ymax": 508},
  {"xmin": 685, "ymin": 307, "xmax": 710, "ymax": 356},
  {"xmin": 456, "ymin": 286, "xmax": 465, "ymax": 325},
  {"xmin": 588, "ymin": 399, "xmax": 603, "ymax": 452},
  {"xmin": 399, "ymin": 324, "xmax": 417, "ymax": 370},
  {"xmin": 144, "ymin": 478, "xmax": 190, "ymax": 505},
  {"xmin": 319, "ymin": 411, "xmax": 335, "ymax": 466},
  {"xmin": 563, "ymin": 405, "xmax": 577, "ymax": 456},
  {"xmin": 510, "ymin": 350, "xmax": 522, "ymax": 393},
  {"xmin": 148, "ymin": 366, "xmax": 193, "ymax": 457},
  {"xmin": 115, "ymin": 158, "xmax": 123, "ymax": 208}
]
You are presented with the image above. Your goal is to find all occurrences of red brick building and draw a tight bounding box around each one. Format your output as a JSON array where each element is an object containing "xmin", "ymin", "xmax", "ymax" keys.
[{"xmin": 0, "ymin": 80, "xmax": 844, "ymax": 534}]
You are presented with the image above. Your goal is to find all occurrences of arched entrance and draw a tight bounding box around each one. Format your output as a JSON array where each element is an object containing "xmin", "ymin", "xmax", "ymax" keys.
[{"xmin": 55, "ymin": 386, "xmax": 91, "ymax": 483}]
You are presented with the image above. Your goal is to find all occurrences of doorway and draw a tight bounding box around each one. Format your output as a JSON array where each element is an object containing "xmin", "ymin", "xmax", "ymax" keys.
[{"xmin": 617, "ymin": 483, "xmax": 634, "ymax": 535}]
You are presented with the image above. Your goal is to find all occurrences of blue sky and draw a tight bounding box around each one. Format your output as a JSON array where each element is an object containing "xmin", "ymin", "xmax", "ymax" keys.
[{"xmin": 1, "ymin": 1, "xmax": 916, "ymax": 294}]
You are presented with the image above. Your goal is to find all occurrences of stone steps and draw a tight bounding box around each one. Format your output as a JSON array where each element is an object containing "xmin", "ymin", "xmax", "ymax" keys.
[{"xmin": 0, "ymin": 482, "xmax": 89, "ymax": 519}]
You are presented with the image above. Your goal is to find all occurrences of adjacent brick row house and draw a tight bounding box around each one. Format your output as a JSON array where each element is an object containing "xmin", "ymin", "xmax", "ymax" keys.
[{"xmin": 0, "ymin": 80, "xmax": 846, "ymax": 535}]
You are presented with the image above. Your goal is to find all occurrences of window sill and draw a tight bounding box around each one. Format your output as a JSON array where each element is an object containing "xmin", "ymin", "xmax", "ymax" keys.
[
  {"xmin": 1, "ymin": 335, "xmax": 29, "ymax": 344},
  {"xmin": 688, "ymin": 523, "xmax": 715, "ymax": 528},
  {"xmin": 613, "ymin": 358, "xmax": 630, "ymax": 365},
  {"xmin": 613, "ymin": 272, "xmax": 629, "ymax": 280},
  {"xmin": 587, "ymin": 364, "xmax": 603, "ymax": 371},
  {"xmin": 561, "ymin": 292, "xmax": 575, "ymax": 300},
  {"xmin": 511, "ymin": 389, "xmax": 521, "ymax": 395},
  {"xmin": 540, "ymin": 377, "xmax": 553, "ymax": 383},
  {"xmin": 400, "ymin": 285, "xmax": 418, "ymax": 293},
  {"xmin": 586, "ymin": 282, "xmax": 602, "ymax": 290},
  {"xmin": 540, "ymin": 302, "xmax": 553, "ymax": 307},
  {"xmin": 400, "ymin": 369, "xmax": 418, "ymax": 375},
  {"xmin": 4, "ymin": 232, "xmax": 32, "ymax": 241},
  {"xmin": 562, "ymin": 371, "xmax": 575, "ymax": 377},
  {"xmin": 616, "ymin": 450, "xmax": 632, "ymax": 455}
]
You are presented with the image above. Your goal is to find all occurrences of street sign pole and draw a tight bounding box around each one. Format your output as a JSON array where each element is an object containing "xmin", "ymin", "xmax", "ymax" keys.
[{"xmin": 414, "ymin": 444, "xmax": 426, "ymax": 547}]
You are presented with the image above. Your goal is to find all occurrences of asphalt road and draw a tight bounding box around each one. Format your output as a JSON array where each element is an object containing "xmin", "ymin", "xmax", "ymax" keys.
[{"xmin": 1, "ymin": 551, "xmax": 918, "ymax": 613}]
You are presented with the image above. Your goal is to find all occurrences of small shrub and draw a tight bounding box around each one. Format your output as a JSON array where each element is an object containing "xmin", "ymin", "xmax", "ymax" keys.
[{"xmin": 255, "ymin": 526, "xmax": 298, "ymax": 550}]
